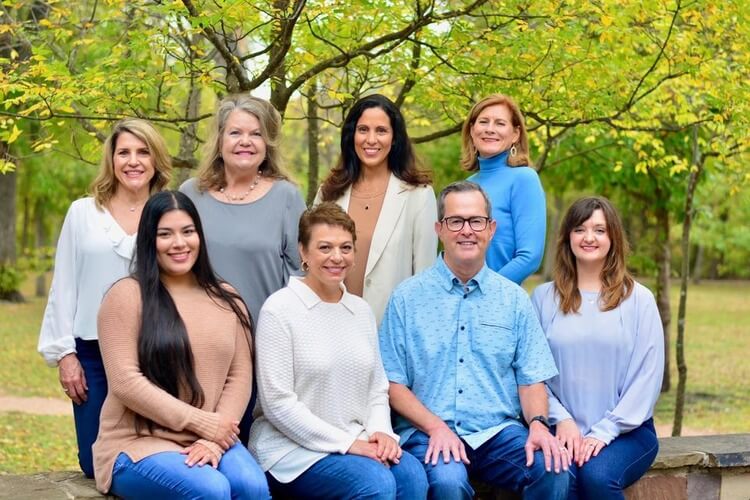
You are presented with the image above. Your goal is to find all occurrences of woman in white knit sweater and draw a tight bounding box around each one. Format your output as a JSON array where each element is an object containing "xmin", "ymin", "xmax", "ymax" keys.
[{"xmin": 248, "ymin": 202, "xmax": 427, "ymax": 499}]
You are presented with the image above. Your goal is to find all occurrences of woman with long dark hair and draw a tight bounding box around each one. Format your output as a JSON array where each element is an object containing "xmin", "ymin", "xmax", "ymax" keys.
[
  {"xmin": 531, "ymin": 196, "xmax": 664, "ymax": 499},
  {"xmin": 316, "ymin": 94, "xmax": 437, "ymax": 323},
  {"xmin": 92, "ymin": 191, "xmax": 269, "ymax": 499}
]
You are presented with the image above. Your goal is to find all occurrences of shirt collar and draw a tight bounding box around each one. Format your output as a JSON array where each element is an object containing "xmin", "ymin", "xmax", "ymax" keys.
[
  {"xmin": 433, "ymin": 253, "xmax": 490, "ymax": 294},
  {"xmin": 287, "ymin": 276, "xmax": 357, "ymax": 313}
]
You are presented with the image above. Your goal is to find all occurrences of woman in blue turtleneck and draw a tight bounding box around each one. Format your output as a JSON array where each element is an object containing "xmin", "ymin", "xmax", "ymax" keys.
[{"xmin": 460, "ymin": 94, "xmax": 546, "ymax": 284}]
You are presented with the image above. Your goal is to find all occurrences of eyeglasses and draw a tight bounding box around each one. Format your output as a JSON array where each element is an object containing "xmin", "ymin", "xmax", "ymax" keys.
[{"xmin": 441, "ymin": 216, "xmax": 491, "ymax": 232}]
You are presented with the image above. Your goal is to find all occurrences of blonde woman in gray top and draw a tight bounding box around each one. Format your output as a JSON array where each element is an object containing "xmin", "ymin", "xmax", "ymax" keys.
[{"xmin": 180, "ymin": 94, "xmax": 305, "ymax": 443}]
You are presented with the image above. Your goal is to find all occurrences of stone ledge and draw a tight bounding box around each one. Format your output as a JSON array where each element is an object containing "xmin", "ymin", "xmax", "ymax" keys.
[
  {"xmin": 3, "ymin": 435, "xmax": 749, "ymax": 499},
  {"xmin": 652, "ymin": 434, "xmax": 750, "ymax": 469},
  {"xmin": 0, "ymin": 471, "xmax": 109, "ymax": 499}
]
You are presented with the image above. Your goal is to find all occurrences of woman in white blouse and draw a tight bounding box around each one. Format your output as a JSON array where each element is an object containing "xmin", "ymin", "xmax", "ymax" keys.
[
  {"xmin": 249, "ymin": 202, "xmax": 428, "ymax": 499},
  {"xmin": 531, "ymin": 196, "xmax": 664, "ymax": 499},
  {"xmin": 38, "ymin": 119, "xmax": 171, "ymax": 478}
]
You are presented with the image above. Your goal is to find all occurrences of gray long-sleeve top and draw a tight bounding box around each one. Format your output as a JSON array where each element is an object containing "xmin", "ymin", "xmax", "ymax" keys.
[
  {"xmin": 180, "ymin": 178, "xmax": 306, "ymax": 325},
  {"xmin": 531, "ymin": 281, "xmax": 665, "ymax": 445}
]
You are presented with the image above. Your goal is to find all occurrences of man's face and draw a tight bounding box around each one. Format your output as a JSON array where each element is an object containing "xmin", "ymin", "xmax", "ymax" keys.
[{"xmin": 436, "ymin": 190, "xmax": 496, "ymax": 272}]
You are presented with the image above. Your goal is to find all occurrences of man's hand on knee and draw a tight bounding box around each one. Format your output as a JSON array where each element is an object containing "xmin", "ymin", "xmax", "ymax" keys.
[
  {"xmin": 525, "ymin": 422, "xmax": 568, "ymax": 474},
  {"xmin": 424, "ymin": 422, "xmax": 470, "ymax": 466}
]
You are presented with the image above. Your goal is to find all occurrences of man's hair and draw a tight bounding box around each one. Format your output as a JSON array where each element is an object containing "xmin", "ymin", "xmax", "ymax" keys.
[{"xmin": 437, "ymin": 181, "xmax": 493, "ymax": 220}]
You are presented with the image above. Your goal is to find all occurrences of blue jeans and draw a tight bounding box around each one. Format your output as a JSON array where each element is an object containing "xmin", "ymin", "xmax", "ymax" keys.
[
  {"xmin": 567, "ymin": 419, "xmax": 658, "ymax": 500},
  {"xmin": 402, "ymin": 425, "xmax": 569, "ymax": 500},
  {"xmin": 72, "ymin": 338, "xmax": 107, "ymax": 478},
  {"xmin": 110, "ymin": 443, "xmax": 270, "ymax": 499},
  {"xmin": 268, "ymin": 451, "xmax": 428, "ymax": 499}
]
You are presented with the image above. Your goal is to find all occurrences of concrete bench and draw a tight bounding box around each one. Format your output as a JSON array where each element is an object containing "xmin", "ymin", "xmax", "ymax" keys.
[{"xmin": 2, "ymin": 434, "xmax": 748, "ymax": 499}]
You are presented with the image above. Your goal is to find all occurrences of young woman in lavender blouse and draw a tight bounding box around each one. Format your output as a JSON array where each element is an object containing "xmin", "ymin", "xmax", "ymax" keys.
[{"xmin": 531, "ymin": 196, "xmax": 664, "ymax": 500}]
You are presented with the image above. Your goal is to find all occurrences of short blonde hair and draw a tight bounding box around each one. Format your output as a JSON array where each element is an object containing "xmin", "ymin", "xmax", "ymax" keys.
[
  {"xmin": 197, "ymin": 94, "xmax": 289, "ymax": 191},
  {"xmin": 460, "ymin": 94, "xmax": 532, "ymax": 172},
  {"xmin": 90, "ymin": 119, "xmax": 172, "ymax": 209}
]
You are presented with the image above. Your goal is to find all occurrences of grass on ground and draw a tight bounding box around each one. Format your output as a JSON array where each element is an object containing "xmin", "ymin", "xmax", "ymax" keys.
[
  {"xmin": 0, "ymin": 276, "xmax": 748, "ymax": 473},
  {"xmin": 0, "ymin": 413, "xmax": 77, "ymax": 474}
]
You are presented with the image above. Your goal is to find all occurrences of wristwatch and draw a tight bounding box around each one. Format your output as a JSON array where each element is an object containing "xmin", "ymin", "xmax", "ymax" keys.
[{"xmin": 529, "ymin": 415, "xmax": 551, "ymax": 429}]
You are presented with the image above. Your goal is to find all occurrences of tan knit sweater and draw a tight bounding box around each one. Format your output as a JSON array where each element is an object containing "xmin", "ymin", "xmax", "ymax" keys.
[{"xmin": 92, "ymin": 277, "xmax": 252, "ymax": 493}]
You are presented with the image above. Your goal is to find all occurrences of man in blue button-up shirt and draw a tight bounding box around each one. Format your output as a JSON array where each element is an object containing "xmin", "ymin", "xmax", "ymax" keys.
[{"xmin": 379, "ymin": 181, "xmax": 569, "ymax": 499}]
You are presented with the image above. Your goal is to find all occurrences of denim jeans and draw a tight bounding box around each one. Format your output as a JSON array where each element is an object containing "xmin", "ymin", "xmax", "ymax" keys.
[
  {"xmin": 110, "ymin": 443, "xmax": 270, "ymax": 500},
  {"xmin": 267, "ymin": 451, "xmax": 429, "ymax": 500},
  {"xmin": 402, "ymin": 425, "xmax": 570, "ymax": 500},
  {"xmin": 72, "ymin": 338, "xmax": 107, "ymax": 478},
  {"xmin": 567, "ymin": 419, "xmax": 658, "ymax": 500}
]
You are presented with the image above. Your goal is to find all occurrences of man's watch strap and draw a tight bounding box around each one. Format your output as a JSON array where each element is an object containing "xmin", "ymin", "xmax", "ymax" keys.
[{"xmin": 529, "ymin": 415, "xmax": 551, "ymax": 429}]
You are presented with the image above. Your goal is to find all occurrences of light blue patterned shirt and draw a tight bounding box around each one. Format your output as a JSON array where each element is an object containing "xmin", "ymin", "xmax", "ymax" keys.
[{"xmin": 379, "ymin": 255, "xmax": 558, "ymax": 449}]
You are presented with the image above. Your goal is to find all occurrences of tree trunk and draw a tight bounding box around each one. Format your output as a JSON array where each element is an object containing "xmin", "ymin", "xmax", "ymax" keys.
[
  {"xmin": 175, "ymin": 65, "xmax": 202, "ymax": 186},
  {"xmin": 692, "ymin": 244, "xmax": 704, "ymax": 284},
  {"xmin": 306, "ymin": 80, "xmax": 320, "ymax": 205},
  {"xmin": 673, "ymin": 125, "xmax": 703, "ymax": 437},
  {"xmin": 654, "ymin": 199, "xmax": 671, "ymax": 393},
  {"xmin": 269, "ymin": 0, "xmax": 290, "ymax": 116},
  {"xmin": 21, "ymin": 194, "xmax": 31, "ymax": 251},
  {"xmin": 0, "ymin": 144, "xmax": 17, "ymax": 265},
  {"xmin": 34, "ymin": 200, "xmax": 47, "ymax": 297},
  {"xmin": 0, "ymin": 142, "xmax": 23, "ymax": 302}
]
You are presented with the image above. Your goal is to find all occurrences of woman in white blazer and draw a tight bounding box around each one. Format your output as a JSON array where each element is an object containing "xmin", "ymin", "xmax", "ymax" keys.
[{"xmin": 316, "ymin": 94, "xmax": 437, "ymax": 323}]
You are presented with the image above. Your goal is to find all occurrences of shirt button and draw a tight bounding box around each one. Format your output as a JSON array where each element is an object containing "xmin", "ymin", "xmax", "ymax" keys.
[
  {"xmin": 463, "ymin": 294, "xmax": 468, "ymax": 299},
  {"xmin": 458, "ymin": 389, "xmax": 463, "ymax": 394},
  {"xmin": 457, "ymin": 422, "xmax": 461, "ymax": 427},
  {"xmin": 366, "ymin": 278, "xmax": 372, "ymax": 286},
  {"xmin": 460, "ymin": 326, "xmax": 465, "ymax": 331},
  {"xmin": 459, "ymin": 358, "xmax": 464, "ymax": 363}
]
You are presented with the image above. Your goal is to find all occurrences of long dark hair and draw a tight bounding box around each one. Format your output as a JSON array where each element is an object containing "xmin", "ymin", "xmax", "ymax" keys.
[
  {"xmin": 554, "ymin": 196, "xmax": 633, "ymax": 314},
  {"xmin": 320, "ymin": 94, "xmax": 431, "ymax": 201},
  {"xmin": 133, "ymin": 191, "xmax": 253, "ymax": 432}
]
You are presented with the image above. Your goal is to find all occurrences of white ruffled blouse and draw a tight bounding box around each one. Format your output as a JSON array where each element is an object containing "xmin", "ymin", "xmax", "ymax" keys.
[{"xmin": 38, "ymin": 197, "xmax": 136, "ymax": 366}]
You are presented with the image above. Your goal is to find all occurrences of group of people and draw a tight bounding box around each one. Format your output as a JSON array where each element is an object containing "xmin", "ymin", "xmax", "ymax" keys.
[{"xmin": 37, "ymin": 90, "xmax": 664, "ymax": 500}]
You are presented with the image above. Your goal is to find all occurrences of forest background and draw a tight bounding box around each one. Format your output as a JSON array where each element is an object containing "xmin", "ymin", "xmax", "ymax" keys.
[{"xmin": 1, "ymin": 0, "xmax": 749, "ymax": 471}]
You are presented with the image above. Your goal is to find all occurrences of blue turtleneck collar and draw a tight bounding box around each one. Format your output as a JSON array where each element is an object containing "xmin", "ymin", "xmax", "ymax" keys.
[{"xmin": 477, "ymin": 150, "xmax": 511, "ymax": 172}]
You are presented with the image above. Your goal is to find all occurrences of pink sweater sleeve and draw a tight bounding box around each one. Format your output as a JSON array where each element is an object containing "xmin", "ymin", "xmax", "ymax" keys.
[{"xmin": 97, "ymin": 279, "xmax": 220, "ymax": 440}]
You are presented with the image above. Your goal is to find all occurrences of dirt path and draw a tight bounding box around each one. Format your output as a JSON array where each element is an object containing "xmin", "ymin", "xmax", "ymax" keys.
[{"xmin": 0, "ymin": 395, "xmax": 72, "ymax": 416}]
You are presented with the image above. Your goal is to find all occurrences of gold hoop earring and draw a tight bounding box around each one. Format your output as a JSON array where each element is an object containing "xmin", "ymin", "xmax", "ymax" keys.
[
  {"xmin": 510, "ymin": 144, "xmax": 518, "ymax": 157},
  {"xmin": 301, "ymin": 261, "xmax": 309, "ymax": 272}
]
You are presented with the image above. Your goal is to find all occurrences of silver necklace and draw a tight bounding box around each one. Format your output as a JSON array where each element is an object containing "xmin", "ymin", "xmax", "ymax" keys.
[{"xmin": 220, "ymin": 170, "xmax": 262, "ymax": 201}]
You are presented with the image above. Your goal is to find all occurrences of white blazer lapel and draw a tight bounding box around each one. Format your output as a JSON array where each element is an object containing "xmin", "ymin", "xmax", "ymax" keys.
[
  {"xmin": 339, "ymin": 185, "xmax": 353, "ymax": 211},
  {"xmin": 365, "ymin": 173, "xmax": 408, "ymax": 276}
]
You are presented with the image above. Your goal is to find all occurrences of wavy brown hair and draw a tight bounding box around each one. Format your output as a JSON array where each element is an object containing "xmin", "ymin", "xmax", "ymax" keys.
[
  {"xmin": 554, "ymin": 196, "xmax": 633, "ymax": 314},
  {"xmin": 90, "ymin": 118, "xmax": 172, "ymax": 209},
  {"xmin": 319, "ymin": 94, "xmax": 431, "ymax": 202},
  {"xmin": 299, "ymin": 202, "xmax": 357, "ymax": 249},
  {"xmin": 197, "ymin": 94, "xmax": 289, "ymax": 192},
  {"xmin": 460, "ymin": 94, "xmax": 531, "ymax": 172}
]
